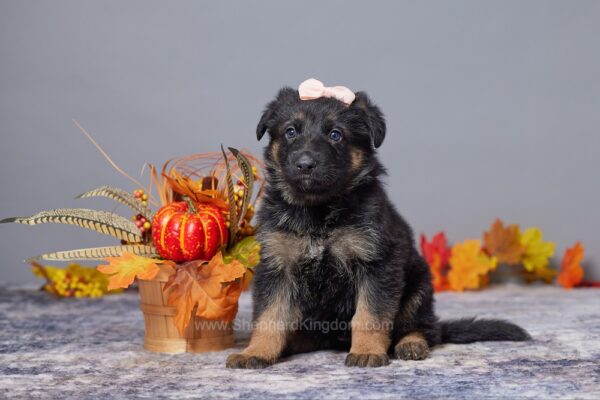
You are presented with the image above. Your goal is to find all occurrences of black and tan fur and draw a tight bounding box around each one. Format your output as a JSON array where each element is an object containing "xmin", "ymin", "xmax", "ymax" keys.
[{"xmin": 226, "ymin": 87, "xmax": 530, "ymax": 369}]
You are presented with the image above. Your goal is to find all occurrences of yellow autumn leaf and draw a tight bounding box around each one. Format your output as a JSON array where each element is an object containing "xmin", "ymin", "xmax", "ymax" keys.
[
  {"xmin": 448, "ymin": 239, "xmax": 498, "ymax": 291},
  {"xmin": 97, "ymin": 252, "xmax": 174, "ymax": 291},
  {"xmin": 519, "ymin": 227, "xmax": 556, "ymax": 281}
]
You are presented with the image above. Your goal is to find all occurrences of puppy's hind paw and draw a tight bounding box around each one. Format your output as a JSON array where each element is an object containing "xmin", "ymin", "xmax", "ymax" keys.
[
  {"xmin": 226, "ymin": 353, "xmax": 273, "ymax": 369},
  {"xmin": 345, "ymin": 353, "xmax": 390, "ymax": 368},
  {"xmin": 394, "ymin": 341, "xmax": 429, "ymax": 361}
]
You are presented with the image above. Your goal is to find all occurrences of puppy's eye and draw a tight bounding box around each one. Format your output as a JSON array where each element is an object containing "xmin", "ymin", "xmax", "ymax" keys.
[
  {"xmin": 329, "ymin": 129, "xmax": 343, "ymax": 142},
  {"xmin": 285, "ymin": 127, "xmax": 297, "ymax": 139}
]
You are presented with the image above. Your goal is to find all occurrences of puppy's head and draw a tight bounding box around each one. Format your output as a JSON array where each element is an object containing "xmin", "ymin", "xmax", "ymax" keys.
[{"xmin": 257, "ymin": 87, "xmax": 386, "ymax": 205}]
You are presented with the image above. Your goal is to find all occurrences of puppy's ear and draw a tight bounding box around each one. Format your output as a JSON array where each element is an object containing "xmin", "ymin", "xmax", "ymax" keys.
[
  {"xmin": 256, "ymin": 87, "xmax": 298, "ymax": 141},
  {"xmin": 351, "ymin": 92, "xmax": 386, "ymax": 148},
  {"xmin": 256, "ymin": 108, "xmax": 272, "ymax": 141}
]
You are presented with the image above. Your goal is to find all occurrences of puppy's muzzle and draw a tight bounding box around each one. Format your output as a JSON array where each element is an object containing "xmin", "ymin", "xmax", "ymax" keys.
[{"xmin": 295, "ymin": 151, "xmax": 318, "ymax": 173}]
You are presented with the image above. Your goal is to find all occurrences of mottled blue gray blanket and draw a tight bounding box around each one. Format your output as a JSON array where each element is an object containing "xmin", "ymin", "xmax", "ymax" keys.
[{"xmin": 0, "ymin": 285, "xmax": 598, "ymax": 399}]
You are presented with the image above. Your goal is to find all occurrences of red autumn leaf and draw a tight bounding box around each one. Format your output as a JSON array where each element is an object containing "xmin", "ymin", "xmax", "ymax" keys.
[
  {"xmin": 557, "ymin": 242, "xmax": 585, "ymax": 289},
  {"xmin": 421, "ymin": 232, "xmax": 451, "ymax": 292}
]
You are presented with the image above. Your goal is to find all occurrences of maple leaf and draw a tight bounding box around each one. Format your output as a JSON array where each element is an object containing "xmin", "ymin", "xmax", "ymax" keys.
[
  {"xmin": 557, "ymin": 242, "xmax": 585, "ymax": 289},
  {"xmin": 447, "ymin": 239, "xmax": 498, "ymax": 291},
  {"xmin": 519, "ymin": 227, "xmax": 556, "ymax": 281},
  {"xmin": 164, "ymin": 251, "xmax": 246, "ymax": 335},
  {"xmin": 97, "ymin": 252, "xmax": 174, "ymax": 291},
  {"xmin": 483, "ymin": 219, "xmax": 524, "ymax": 265},
  {"xmin": 420, "ymin": 232, "xmax": 451, "ymax": 292},
  {"xmin": 223, "ymin": 236, "xmax": 261, "ymax": 291}
]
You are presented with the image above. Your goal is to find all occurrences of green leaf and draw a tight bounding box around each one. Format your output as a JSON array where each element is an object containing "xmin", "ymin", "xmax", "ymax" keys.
[{"xmin": 223, "ymin": 236, "xmax": 260, "ymax": 269}]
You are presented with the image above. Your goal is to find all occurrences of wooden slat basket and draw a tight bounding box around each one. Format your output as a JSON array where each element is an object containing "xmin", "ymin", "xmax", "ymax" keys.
[{"xmin": 137, "ymin": 265, "xmax": 235, "ymax": 353}]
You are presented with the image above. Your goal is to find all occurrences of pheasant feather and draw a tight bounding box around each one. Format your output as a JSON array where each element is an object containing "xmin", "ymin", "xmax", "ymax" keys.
[
  {"xmin": 221, "ymin": 145, "xmax": 238, "ymax": 245},
  {"xmin": 1, "ymin": 208, "xmax": 143, "ymax": 242},
  {"xmin": 28, "ymin": 244, "xmax": 159, "ymax": 262},
  {"xmin": 228, "ymin": 147, "xmax": 254, "ymax": 231},
  {"xmin": 76, "ymin": 186, "xmax": 151, "ymax": 217}
]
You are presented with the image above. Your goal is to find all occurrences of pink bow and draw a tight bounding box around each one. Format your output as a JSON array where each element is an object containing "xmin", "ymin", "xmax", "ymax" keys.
[{"xmin": 298, "ymin": 78, "xmax": 356, "ymax": 105}]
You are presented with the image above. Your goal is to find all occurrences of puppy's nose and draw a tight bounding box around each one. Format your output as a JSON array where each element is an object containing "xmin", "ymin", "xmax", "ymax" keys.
[{"xmin": 296, "ymin": 153, "xmax": 317, "ymax": 172}]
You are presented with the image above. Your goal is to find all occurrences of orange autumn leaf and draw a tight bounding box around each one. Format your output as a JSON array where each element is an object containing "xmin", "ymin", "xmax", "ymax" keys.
[
  {"xmin": 97, "ymin": 252, "xmax": 174, "ymax": 291},
  {"xmin": 557, "ymin": 242, "xmax": 585, "ymax": 289},
  {"xmin": 448, "ymin": 239, "xmax": 498, "ymax": 291},
  {"xmin": 420, "ymin": 232, "xmax": 451, "ymax": 292},
  {"xmin": 483, "ymin": 218, "xmax": 524, "ymax": 265},
  {"xmin": 164, "ymin": 252, "xmax": 246, "ymax": 335}
]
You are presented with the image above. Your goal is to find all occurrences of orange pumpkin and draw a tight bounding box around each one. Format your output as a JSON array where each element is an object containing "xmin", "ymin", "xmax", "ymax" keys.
[{"xmin": 152, "ymin": 202, "xmax": 228, "ymax": 262}]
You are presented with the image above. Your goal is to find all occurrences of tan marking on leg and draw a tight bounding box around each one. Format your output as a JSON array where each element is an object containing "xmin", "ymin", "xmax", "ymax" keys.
[
  {"xmin": 242, "ymin": 296, "xmax": 298, "ymax": 361},
  {"xmin": 226, "ymin": 290, "xmax": 299, "ymax": 369},
  {"xmin": 346, "ymin": 291, "xmax": 392, "ymax": 367},
  {"xmin": 349, "ymin": 299, "xmax": 391, "ymax": 355},
  {"xmin": 398, "ymin": 332, "xmax": 426, "ymax": 345},
  {"xmin": 343, "ymin": 289, "xmax": 391, "ymax": 367},
  {"xmin": 241, "ymin": 316, "xmax": 285, "ymax": 360}
]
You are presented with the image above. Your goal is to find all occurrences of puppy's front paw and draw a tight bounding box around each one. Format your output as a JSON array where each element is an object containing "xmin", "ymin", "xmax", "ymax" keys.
[
  {"xmin": 345, "ymin": 353, "xmax": 390, "ymax": 368},
  {"xmin": 394, "ymin": 341, "xmax": 429, "ymax": 361},
  {"xmin": 226, "ymin": 353, "xmax": 273, "ymax": 369}
]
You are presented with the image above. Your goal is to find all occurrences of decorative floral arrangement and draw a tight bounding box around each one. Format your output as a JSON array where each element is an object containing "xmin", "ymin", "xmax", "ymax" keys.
[
  {"xmin": 31, "ymin": 262, "xmax": 119, "ymax": 298},
  {"xmin": 1, "ymin": 123, "xmax": 263, "ymax": 334},
  {"xmin": 421, "ymin": 218, "xmax": 590, "ymax": 292}
]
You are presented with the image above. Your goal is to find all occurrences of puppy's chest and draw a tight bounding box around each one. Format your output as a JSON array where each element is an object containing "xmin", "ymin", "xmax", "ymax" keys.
[
  {"xmin": 285, "ymin": 236, "xmax": 358, "ymax": 321},
  {"xmin": 259, "ymin": 227, "xmax": 379, "ymax": 321},
  {"xmin": 259, "ymin": 226, "xmax": 380, "ymax": 274}
]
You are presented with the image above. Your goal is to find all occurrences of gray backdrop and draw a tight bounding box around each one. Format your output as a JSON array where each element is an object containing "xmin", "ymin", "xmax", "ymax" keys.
[{"xmin": 1, "ymin": 0, "xmax": 599, "ymax": 285}]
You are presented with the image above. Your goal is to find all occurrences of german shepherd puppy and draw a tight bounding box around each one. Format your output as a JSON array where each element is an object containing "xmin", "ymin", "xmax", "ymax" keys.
[{"xmin": 226, "ymin": 86, "xmax": 530, "ymax": 369}]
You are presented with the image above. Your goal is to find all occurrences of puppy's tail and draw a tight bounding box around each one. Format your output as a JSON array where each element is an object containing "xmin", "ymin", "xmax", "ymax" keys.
[{"xmin": 439, "ymin": 318, "xmax": 531, "ymax": 344}]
